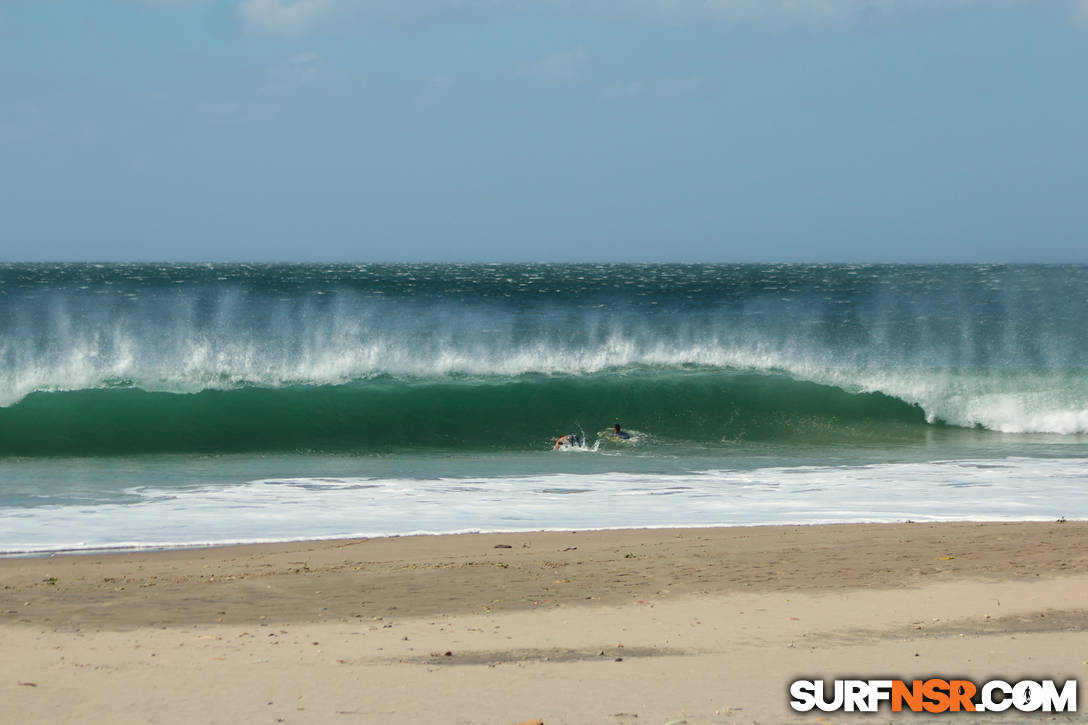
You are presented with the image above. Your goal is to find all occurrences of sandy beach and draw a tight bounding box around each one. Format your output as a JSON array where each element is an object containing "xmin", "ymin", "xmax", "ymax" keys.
[{"xmin": 3, "ymin": 522, "xmax": 1087, "ymax": 724}]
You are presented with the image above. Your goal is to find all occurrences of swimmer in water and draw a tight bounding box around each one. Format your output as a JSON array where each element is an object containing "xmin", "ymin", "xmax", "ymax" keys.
[
  {"xmin": 612, "ymin": 423, "xmax": 631, "ymax": 440},
  {"xmin": 554, "ymin": 433, "xmax": 580, "ymax": 450}
]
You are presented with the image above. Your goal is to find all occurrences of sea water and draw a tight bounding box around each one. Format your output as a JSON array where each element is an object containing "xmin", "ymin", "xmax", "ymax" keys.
[{"xmin": 1, "ymin": 263, "xmax": 1086, "ymax": 554}]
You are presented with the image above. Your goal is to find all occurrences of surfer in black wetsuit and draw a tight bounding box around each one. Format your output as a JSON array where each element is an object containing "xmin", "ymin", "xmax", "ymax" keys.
[
  {"xmin": 554, "ymin": 434, "xmax": 580, "ymax": 450},
  {"xmin": 612, "ymin": 423, "xmax": 630, "ymax": 440}
]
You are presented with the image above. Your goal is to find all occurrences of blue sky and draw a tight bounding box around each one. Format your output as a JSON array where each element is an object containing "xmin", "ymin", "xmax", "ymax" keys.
[{"xmin": 1, "ymin": 0, "xmax": 1086, "ymax": 262}]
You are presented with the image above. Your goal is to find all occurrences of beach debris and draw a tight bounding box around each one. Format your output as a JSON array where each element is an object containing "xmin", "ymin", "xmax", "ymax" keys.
[
  {"xmin": 494, "ymin": 544, "xmax": 513, "ymax": 549},
  {"xmin": 18, "ymin": 682, "xmax": 38, "ymax": 687},
  {"xmin": 665, "ymin": 720, "xmax": 688, "ymax": 725},
  {"xmin": 516, "ymin": 719, "xmax": 544, "ymax": 725}
]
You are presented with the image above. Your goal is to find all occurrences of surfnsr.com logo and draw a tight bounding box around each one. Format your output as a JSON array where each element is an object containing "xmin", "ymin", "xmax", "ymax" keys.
[{"xmin": 790, "ymin": 678, "xmax": 1077, "ymax": 713}]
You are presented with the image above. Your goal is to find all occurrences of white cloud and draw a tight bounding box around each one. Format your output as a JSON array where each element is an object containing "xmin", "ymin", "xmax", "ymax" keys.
[
  {"xmin": 229, "ymin": 0, "xmax": 1085, "ymax": 35},
  {"xmin": 603, "ymin": 77, "xmax": 703, "ymax": 101},
  {"xmin": 576, "ymin": 0, "xmax": 1060, "ymax": 25},
  {"xmin": 288, "ymin": 51, "xmax": 321, "ymax": 65},
  {"xmin": 236, "ymin": 0, "xmax": 349, "ymax": 36},
  {"xmin": 1074, "ymin": 0, "xmax": 1088, "ymax": 24},
  {"xmin": 265, "ymin": 51, "xmax": 331, "ymax": 92},
  {"xmin": 429, "ymin": 73, "xmax": 455, "ymax": 92},
  {"xmin": 414, "ymin": 74, "xmax": 458, "ymax": 108},
  {"xmin": 515, "ymin": 48, "xmax": 589, "ymax": 83},
  {"xmin": 583, "ymin": 0, "xmax": 847, "ymax": 24},
  {"xmin": 234, "ymin": 0, "xmax": 509, "ymax": 34}
]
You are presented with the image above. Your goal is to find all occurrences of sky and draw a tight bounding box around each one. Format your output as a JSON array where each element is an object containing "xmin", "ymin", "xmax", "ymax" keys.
[{"xmin": 1, "ymin": 0, "xmax": 1086, "ymax": 263}]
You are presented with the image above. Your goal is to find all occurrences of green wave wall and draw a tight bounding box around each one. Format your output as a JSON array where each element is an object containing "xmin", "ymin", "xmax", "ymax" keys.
[{"xmin": 0, "ymin": 372, "xmax": 928, "ymax": 456}]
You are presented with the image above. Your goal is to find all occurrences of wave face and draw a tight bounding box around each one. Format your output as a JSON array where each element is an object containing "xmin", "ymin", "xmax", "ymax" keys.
[
  {"xmin": 1, "ymin": 263, "xmax": 1086, "ymax": 454},
  {"xmin": 0, "ymin": 372, "xmax": 928, "ymax": 455}
]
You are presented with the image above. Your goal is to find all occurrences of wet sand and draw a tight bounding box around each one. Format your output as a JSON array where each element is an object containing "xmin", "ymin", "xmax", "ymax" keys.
[{"xmin": 3, "ymin": 522, "xmax": 1087, "ymax": 723}]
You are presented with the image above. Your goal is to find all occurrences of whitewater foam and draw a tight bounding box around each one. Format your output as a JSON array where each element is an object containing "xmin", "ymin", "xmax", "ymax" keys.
[{"xmin": 2, "ymin": 457, "xmax": 1085, "ymax": 554}]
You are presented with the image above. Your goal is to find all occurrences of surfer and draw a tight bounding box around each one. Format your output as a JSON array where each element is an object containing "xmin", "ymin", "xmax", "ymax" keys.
[
  {"xmin": 554, "ymin": 434, "xmax": 580, "ymax": 450},
  {"xmin": 612, "ymin": 423, "xmax": 630, "ymax": 440}
]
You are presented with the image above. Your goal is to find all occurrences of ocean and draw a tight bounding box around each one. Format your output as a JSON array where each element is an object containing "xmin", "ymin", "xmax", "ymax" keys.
[{"xmin": 1, "ymin": 263, "xmax": 1086, "ymax": 555}]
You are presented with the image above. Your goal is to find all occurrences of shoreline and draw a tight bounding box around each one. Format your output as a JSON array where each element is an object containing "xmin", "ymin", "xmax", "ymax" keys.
[
  {"xmin": 1, "ymin": 513, "xmax": 1080, "ymax": 560},
  {"xmin": 4, "ymin": 521, "xmax": 1087, "ymax": 724},
  {"xmin": 0, "ymin": 516, "xmax": 1073, "ymax": 559},
  {"xmin": 3, "ymin": 520, "xmax": 1086, "ymax": 628}
]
